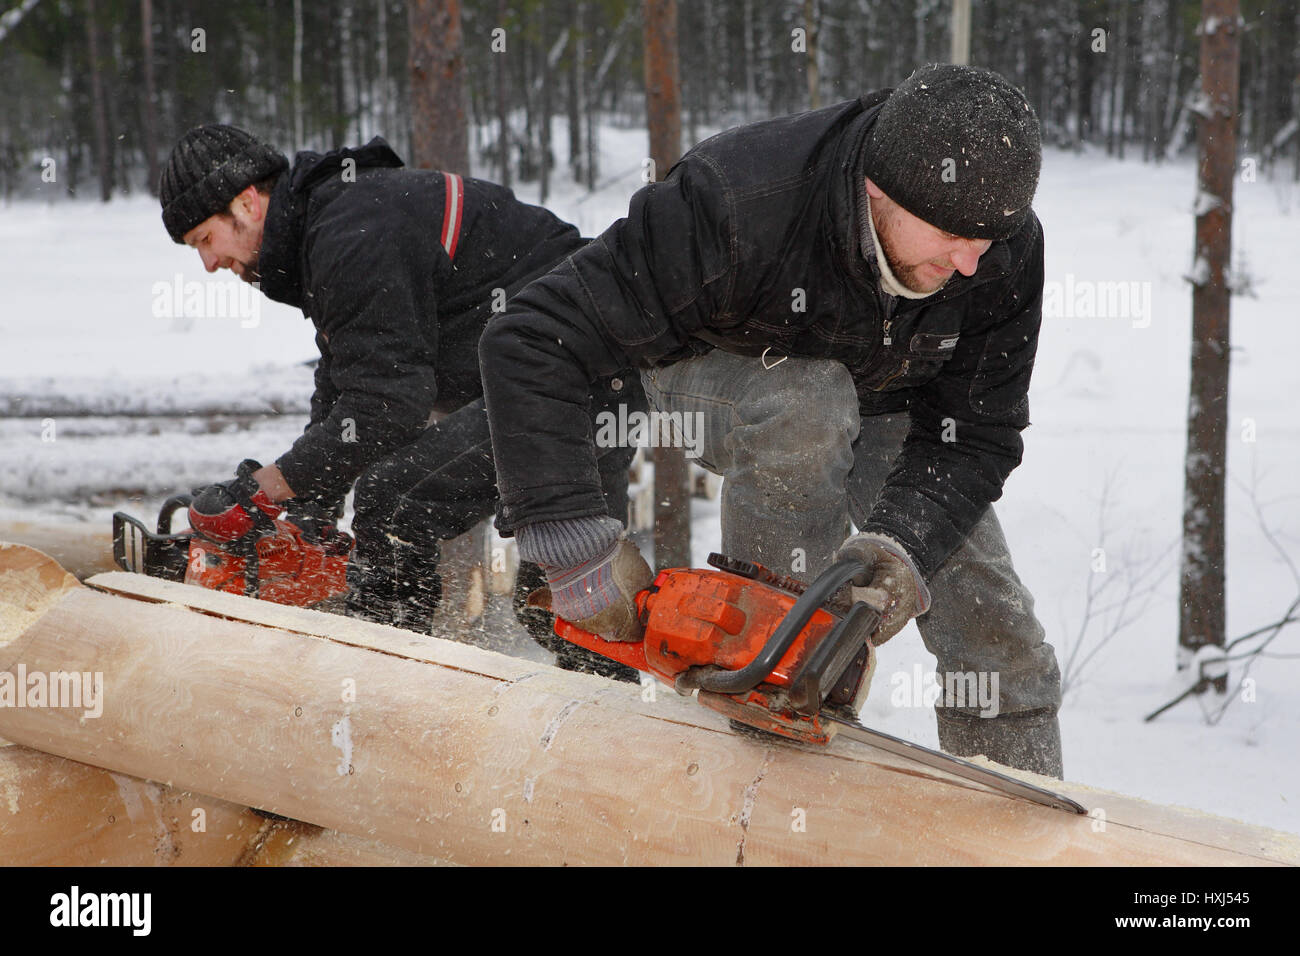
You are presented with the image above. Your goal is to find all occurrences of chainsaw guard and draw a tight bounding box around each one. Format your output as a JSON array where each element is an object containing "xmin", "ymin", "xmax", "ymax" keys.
[{"xmin": 112, "ymin": 495, "xmax": 194, "ymax": 581}]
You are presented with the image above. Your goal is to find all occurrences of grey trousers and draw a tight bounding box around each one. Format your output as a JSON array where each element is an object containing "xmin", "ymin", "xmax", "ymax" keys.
[{"xmin": 640, "ymin": 349, "xmax": 1062, "ymax": 719}]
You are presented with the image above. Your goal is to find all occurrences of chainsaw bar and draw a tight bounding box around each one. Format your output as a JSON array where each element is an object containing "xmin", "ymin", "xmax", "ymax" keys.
[{"xmin": 822, "ymin": 712, "xmax": 1087, "ymax": 814}]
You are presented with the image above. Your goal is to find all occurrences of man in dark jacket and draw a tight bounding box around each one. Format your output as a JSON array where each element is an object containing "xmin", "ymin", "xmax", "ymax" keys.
[
  {"xmin": 158, "ymin": 125, "xmax": 639, "ymax": 652},
  {"xmin": 480, "ymin": 65, "xmax": 1065, "ymax": 775}
]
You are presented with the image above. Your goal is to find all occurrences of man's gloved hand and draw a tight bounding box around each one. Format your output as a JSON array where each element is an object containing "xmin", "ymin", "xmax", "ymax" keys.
[
  {"xmin": 541, "ymin": 537, "xmax": 655, "ymax": 643},
  {"xmin": 188, "ymin": 459, "xmax": 280, "ymax": 542},
  {"xmin": 835, "ymin": 532, "xmax": 932, "ymax": 645},
  {"xmin": 284, "ymin": 494, "xmax": 346, "ymax": 546}
]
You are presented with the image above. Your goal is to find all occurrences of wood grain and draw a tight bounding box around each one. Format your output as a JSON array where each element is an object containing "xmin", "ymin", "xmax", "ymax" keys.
[
  {"xmin": 0, "ymin": 744, "xmax": 446, "ymax": 866},
  {"xmin": 1, "ymin": 543, "xmax": 1295, "ymax": 866},
  {"xmin": 0, "ymin": 522, "xmax": 115, "ymax": 580}
]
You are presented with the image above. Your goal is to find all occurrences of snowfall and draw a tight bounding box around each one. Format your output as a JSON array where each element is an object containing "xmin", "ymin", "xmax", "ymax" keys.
[{"xmin": 2, "ymin": 122, "xmax": 1298, "ymax": 842}]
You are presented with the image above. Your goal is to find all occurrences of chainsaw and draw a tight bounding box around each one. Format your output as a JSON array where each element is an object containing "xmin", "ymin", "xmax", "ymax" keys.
[
  {"xmin": 555, "ymin": 552, "xmax": 1086, "ymax": 814},
  {"xmin": 111, "ymin": 493, "xmax": 352, "ymax": 607}
]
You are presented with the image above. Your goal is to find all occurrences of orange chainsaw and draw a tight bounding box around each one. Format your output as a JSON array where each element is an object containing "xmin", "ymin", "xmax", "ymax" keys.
[
  {"xmin": 111, "ymin": 493, "xmax": 352, "ymax": 606},
  {"xmin": 555, "ymin": 553, "xmax": 1086, "ymax": 814}
]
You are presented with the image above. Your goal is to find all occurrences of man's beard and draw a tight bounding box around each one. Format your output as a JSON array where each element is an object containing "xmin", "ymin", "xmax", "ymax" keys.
[
  {"xmin": 233, "ymin": 255, "xmax": 260, "ymax": 284},
  {"xmin": 883, "ymin": 251, "xmax": 938, "ymax": 294},
  {"xmin": 230, "ymin": 218, "xmax": 261, "ymax": 284},
  {"xmin": 874, "ymin": 206, "xmax": 951, "ymax": 295}
]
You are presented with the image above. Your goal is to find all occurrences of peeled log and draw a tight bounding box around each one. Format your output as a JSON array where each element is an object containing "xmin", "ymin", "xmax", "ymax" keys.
[
  {"xmin": 1, "ymin": 542, "xmax": 1296, "ymax": 866},
  {"xmin": 0, "ymin": 519, "xmax": 115, "ymax": 580},
  {"xmin": 0, "ymin": 744, "xmax": 444, "ymax": 865}
]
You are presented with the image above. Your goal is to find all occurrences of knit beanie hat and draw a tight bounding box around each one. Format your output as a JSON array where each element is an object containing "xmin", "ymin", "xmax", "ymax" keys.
[
  {"xmin": 862, "ymin": 64, "xmax": 1040, "ymax": 241},
  {"xmin": 160, "ymin": 125, "xmax": 288, "ymax": 243}
]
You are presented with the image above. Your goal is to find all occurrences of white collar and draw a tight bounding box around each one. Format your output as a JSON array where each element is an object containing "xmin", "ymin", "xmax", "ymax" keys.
[{"xmin": 866, "ymin": 194, "xmax": 942, "ymax": 301}]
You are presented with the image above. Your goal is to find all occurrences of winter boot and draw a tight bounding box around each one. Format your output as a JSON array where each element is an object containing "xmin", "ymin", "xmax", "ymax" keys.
[
  {"xmin": 344, "ymin": 557, "xmax": 402, "ymax": 626},
  {"xmin": 392, "ymin": 538, "xmax": 442, "ymax": 635},
  {"xmin": 935, "ymin": 707, "xmax": 1064, "ymax": 779}
]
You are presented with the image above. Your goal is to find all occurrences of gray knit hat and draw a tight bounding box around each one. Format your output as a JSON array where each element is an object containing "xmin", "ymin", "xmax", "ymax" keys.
[
  {"xmin": 159, "ymin": 125, "xmax": 288, "ymax": 243},
  {"xmin": 862, "ymin": 64, "xmax": 1041, "ymax": 241}
]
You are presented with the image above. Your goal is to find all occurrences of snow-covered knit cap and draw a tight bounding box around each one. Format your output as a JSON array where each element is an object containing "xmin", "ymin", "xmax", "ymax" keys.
[
  {"xmin": 160, "ymin": 125, "xmax": 288, "ymax": 243},
  {"xmin": 862, "ymin": 64, "xmax": 1040, "ymax": 241}
]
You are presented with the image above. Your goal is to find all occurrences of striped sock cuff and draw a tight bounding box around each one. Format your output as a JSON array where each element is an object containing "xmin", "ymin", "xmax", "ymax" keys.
[{"xmin": 516, "ymin": 515, "xmax": 624, "ymax": 569}]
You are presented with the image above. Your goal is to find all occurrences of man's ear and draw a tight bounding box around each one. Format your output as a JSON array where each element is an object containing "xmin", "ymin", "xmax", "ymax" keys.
[
  {"xmin": 231, "ymin": 184, "xmax": 266, "ymax": 223},
  {"xmin": 864, "ymin": 177, "xmax": 885, "ymax": 201}
]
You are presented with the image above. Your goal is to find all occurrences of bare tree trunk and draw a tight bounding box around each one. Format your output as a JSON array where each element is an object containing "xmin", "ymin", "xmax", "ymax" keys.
[
  {"xmin": 1261, "ymin": 0, "xmax": 1299, "ymax": 169},
  {"xmin": 539, "ymin": 3, "xmax": 552, "ymax": 204},
  {"xmin": 140, "ymin": 0, "xmax": 160, "ymax": 195},
  {"xmin": 1178, "ymin": 0, "xmax": 1241, "ymax": 690},
  {"xmin": 107, "ymin": 19, "xmax": 129, "ymax": 194},
  {"xmin": 582, "ymin": 1, "xmax": 595, "ymax": 191},
  {"xmin": 701, "ymin": 0, "xmax": 716, "ymax": 128},
  {"xmin": 950, "ymin": 0, "xmax": 971, "ymax": 65},
  {"xmin": 644, "ymin": 2, "xmax": 680, "ymax": 186},
  {"xmin": 1106, "ymin": 0, "xmax": 1124, "ymax": 156},
  {"xmin": 293, "ymin": 0, "xmax": 304, "ymax": 145},
  {"xmin": 64, "ymin": 35, "xmax": 82, "ymax": 196},
  {"xmin": 1140, "ymin": 0, "xmax": 1167, "ymax": 162},
  {"xmin": 495, "ymin": 0, "xmax": 510, "ymax": 186},
  {"xmin": 377, "ymin": 0, "xmax": 389, "ymax": 136},
  {"xmin": 644, "ymin": 0, "xmax": 689, "ymax": 569},
  {"xmin": 1077, "ymin": 0, "xmax": 1096, "ymax": 144},
  {"xmin": 407, "ymin": 0, "xmax": 470, "ymax": 173},
  {"xmin": 804, "ymin": 0, "xmax": 820, "ymax": 109},
  {"xmin": 743, "ymin": 0, "xmax": 755, "ymax": 119},
  {"xmin": 334, "ymin": 0, "xmax": 351, "ymax": 144},
  {"xmin": 569, "ymin": 0, "xmax": 584, "ymax": 182},
  {"xmin": 756, "ymin": 0, "xmax": 771, "ymax": 112},
  {"xmin": 584, "ymin": 58, "xmax": 596, "ymax": 191},
  {"xmin": 84, "ymin": 0, "xmax": 112, "ymax": 202},
  {"xmin": 1161, "ymin": 0, "xmax": 1187, "ymax": 158},
  {"xmin": 351, "ymin": 0, "xmax": 366, "ymax": 140},
  {"xmin": 1116, "ymin": 0, "xmax": 1131, "ymax": 160},
  {"xmin": 519, "ymin": 17, "xmax": 534, "ymax": 178}
]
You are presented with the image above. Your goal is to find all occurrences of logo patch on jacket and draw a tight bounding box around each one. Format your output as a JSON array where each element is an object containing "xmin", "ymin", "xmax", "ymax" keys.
[{"xmin": 909, "ymin": 332, "xmax": 961, "ymax": 356}]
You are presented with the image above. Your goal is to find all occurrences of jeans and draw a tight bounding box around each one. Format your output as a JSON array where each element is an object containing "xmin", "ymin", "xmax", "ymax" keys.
[
  {"xmin": 639, "ymin": 349, "xmax": 1062, "ymax": 720},
  {"xmin": 348, "ymin": 381, "xmax": 639, "ymax": 629}
]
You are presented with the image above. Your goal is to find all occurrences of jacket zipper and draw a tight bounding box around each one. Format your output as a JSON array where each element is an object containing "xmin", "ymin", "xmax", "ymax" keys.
[
  {"xmin": 873, "ymin": 359, "xmax": 910, "ymax": 390},
  {"xmin": 869, "ymin": 311, "xmax": 909, "ymax": 390}
]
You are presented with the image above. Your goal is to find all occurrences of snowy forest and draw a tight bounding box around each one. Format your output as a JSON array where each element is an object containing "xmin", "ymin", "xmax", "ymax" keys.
[{"xmin": 1, "ymin": 0, "xmax": 1299, "ymax": 199}]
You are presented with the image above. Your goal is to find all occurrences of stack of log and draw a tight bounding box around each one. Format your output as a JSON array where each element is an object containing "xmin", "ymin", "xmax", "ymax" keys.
[{"xmin": 1, "ymin": 541, "xmax": 1296, "ymax": 866}]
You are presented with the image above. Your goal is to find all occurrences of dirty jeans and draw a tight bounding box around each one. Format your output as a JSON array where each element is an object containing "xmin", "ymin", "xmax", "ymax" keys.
[
  {"xmin": 349, "ymin": 384, "xmax": 638, "ymax": 627},
  {"xmin": 639, "ymin": 349, "xmax": 1062, "ymax": 719}
]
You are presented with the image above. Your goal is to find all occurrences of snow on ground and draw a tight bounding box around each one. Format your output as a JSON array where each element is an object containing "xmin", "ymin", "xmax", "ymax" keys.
[{"xmin": 1, "ymin": 124, "xmax": 1298, "ymax": 838}]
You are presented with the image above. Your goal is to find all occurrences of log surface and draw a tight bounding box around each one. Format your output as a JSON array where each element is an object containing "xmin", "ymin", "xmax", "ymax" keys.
[
  {"xmin": 0, "ymin": 520, "xmax": 115, "ymax": 580},
  {"xmin": 1, "ymin": 542, "xmax": 1296, "ymax": 866},
  {"xmin": 0, "ymin": 743, "xmax": 445, "ymax": 866}
]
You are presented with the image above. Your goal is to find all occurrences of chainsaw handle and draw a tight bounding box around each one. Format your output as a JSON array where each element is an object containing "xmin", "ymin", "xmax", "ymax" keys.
[
  {"xmin": 157, "ymin": 494, "xmax": 193, "ymax": 535},
  {"xmin": 684, "ymin": 557, "xmax": 868, "ymax": 695}
]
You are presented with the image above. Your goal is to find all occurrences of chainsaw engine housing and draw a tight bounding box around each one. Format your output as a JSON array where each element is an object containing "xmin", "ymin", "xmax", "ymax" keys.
[
  {"xmin": 113, "ymin": 494, "xmax": 352, "ymax": 607},
  {"xmin": 555, "ymin": 554, "xmax": 878, "ymax": 744}
]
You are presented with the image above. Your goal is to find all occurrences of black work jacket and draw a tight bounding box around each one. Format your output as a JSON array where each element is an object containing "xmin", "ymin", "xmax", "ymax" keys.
[
  {"xmin": 481, "ymin": 94, "xmax": 1045, "ymax": 579},
  {"xmin": 256, "ymin": 138, "xmax": 587, "ymax": 501}
]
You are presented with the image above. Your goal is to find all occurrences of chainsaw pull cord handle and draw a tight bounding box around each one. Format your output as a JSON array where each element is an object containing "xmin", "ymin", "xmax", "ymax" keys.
[{"xmin": 682, "ymin": 557, "xmax": 868, "ymax": 696}]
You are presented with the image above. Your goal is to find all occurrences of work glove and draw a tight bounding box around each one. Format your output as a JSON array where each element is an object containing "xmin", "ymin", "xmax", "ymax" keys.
[
  {"xmin": 188, "ymin": 459, "xmax": 280, "ymax": 542},
  {"xmin": 284, "ymin": 493, "xmax": 347, "ymax": 547},
  {"xmin": 537, "ymin": 537, "xmax": 655, "ymax": 643},
  {"xmin": 834, "ymin": 532, "xmax": 932, "ymax": 646}
]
